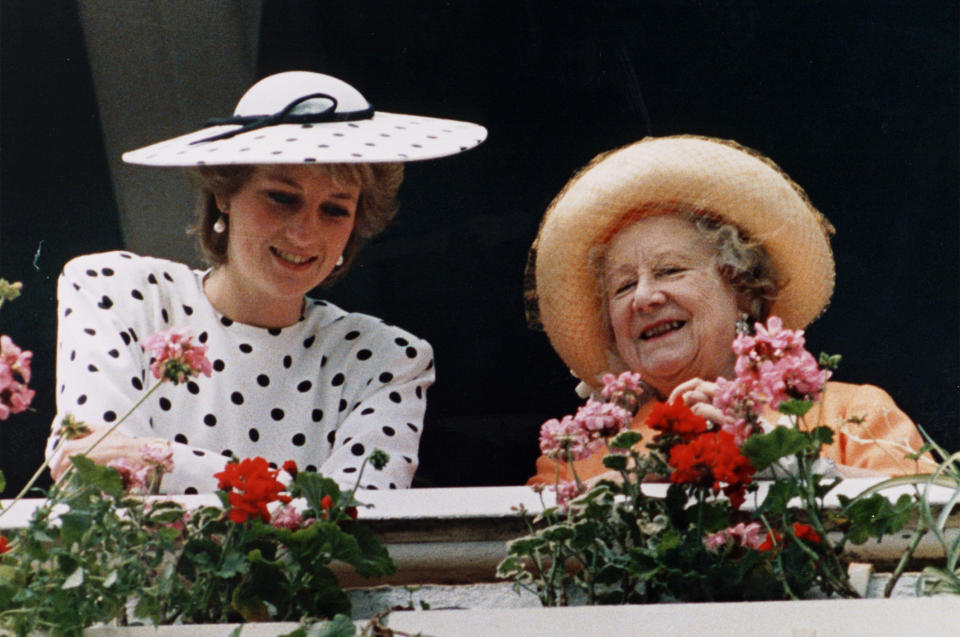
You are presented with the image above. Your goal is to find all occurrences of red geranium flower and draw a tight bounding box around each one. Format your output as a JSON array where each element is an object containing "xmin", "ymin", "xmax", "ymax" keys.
[
  {"xmin": 646, "ymin": 396, "xmax": 709, "ymax": 442},
  {"xmin": 668, "ymin": 430, "xmax": 755, "ymax": 509},
  {"xmin": 282, "ymin": 460, "xmax": 298, "ymax": 478},
  {"xmin": 321, "ymin": 494, "xmax": 334, "ymax": 519},
  {"xmin": 0, "ymin": 535, "xmax": 10, "ymax": 554},
  {"xmin": 757, "ymin": 529, "xmax": 782, "ymax": 551},
  {"xmin": 214, "ymin": 457, "xmax": 291, "ymax": 524},
  {"xmin": 792, "ymin": 522, "xmax": 821, "ymax": 544},
  {"xmin": 757, "ymin": 522, "xmax": 821, "ymax": 551}
]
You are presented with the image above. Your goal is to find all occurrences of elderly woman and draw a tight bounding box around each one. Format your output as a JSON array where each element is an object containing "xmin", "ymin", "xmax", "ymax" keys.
[
  {"xmin": 46, "ymin": 71, "xmax": 486, "ymax": 493},
  {"xmin": 527, "ymin": 135, "xmax": 931, "ymax": 485}
]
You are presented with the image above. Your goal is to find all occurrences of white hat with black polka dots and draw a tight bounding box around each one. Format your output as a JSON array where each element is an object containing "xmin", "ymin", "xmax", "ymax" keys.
[{"xmin": 122, "ymin": 71, "xmax": 487, "ymax": 166}]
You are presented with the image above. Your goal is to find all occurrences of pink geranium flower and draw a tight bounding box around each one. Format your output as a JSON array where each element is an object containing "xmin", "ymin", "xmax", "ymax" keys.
[
  {"xmin": 0, "ymin": 334, "xmax": 35, "ymax": 420},
  {"xmin": 553, "ymin": 480, "xmax": 586, "ymax": 510},
  {"xmin": 272, "ymin": 503, "xmax": 305, "ymax": 530},
  {"xmin": 539, "ymin": 415, "xmax": 594, "ymax": 461},
  {"xmin": 714, "ymin": 315, "xmax": 830, "ymax": 418},
  {"xmin": 141, "ymin": 442, "xmax": 175, "ymax": 474},
  {"xmin": 573, "ymin": 399, "xmax": 632, "ymax": 440},
  {"xmin": 704, "ymin": 521, "xmax": 766, "ymax": 551},
  {"xmin": 108, "ymin": 457, "xmax": 152, "ymax": 493},
  {"xmin": 142, "ymin": 328, "xmax": 213, "ymax": 385}
]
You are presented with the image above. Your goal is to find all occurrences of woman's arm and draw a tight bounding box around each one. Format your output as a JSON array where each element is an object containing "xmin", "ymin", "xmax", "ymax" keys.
[{"xmin": 318, "ymin": 330, "xmax": 435, "ymax": 490}]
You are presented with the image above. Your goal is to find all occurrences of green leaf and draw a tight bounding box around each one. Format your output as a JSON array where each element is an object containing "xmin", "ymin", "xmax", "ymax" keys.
[
  {"xmin": 818, "ymin": 352, "xmax": 842, "ymax": 370},
  {"xmin": 216, "ymin": 550, "xmax": 251, "ymax": 578},
  {"xmin": 602, "ymin": 454, "xmax": 629, "ymax": 471},
  {"xmin": 292, "ymin": 471, "xmax": 342, "ymax": 514},
  {"xmin": 610, "ymin": 431, "xmax": 643, "ymax": 450},
  {"xmin": 340, "ymin": 522, "xmax": 397, "ymax": 578},
  {"xmin": 741, "ymin": 427, "xmax": 810, "ymax": 470},
  {"xmin": 0, "ymin": 469, "xmax": 5, "ymax": 493},
  {"xmin": 843, "ymin": 493, "xmax": 915, "ymax": 544},
  {"xmin": 313, "ymin": 614, "xmax": 357, "ymax": 637},
  {"xmin": 778, "ymin": 399, "xmax": 813, "ymax": 418},
  {"xmin": 70, "ymin": 454, "xmax": 125, "ymax": 497},
  {"xmin": 810, "ymin": 426, "xmax": 835, "ymax": 447},
  {"xmin": 541, "ymin": 524, "xmax": 576, "ymax": 542},
  {"xmin": 58, "ymin": 511, "xmax": 93, "ymax": 546},
  {"xmin": 758, "ymin": 478, "xmax": 800, "ymax": 516}
]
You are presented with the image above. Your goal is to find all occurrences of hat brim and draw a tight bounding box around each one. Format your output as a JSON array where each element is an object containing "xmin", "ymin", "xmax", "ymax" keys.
[
  {"xmin": 122, "ymin": 111, "xmax": 487, "ymax": 166},
  {"xmin": 533, "ymin": 135, "xmax": 835, "ymax": 390}
]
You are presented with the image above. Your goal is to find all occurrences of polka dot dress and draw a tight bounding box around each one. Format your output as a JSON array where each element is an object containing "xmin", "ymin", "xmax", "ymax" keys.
[{"xmin": 47, "ymin": 251, "xmax": 434, "ymax": 494}]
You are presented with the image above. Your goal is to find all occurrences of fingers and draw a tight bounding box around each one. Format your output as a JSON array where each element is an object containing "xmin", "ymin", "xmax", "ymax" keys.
[
  {"xmin": 669, "ymin": 377, "xmax": 718, "ymax": 407},
  {"xmin": 688, "ymin": 402, "xmax": 729, "ymax": 425}
]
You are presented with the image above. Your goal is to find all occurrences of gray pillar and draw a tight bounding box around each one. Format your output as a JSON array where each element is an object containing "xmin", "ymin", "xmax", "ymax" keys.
[{"xmin": 77, "ymin": 0, "xmax": 261, "ymax": 267}]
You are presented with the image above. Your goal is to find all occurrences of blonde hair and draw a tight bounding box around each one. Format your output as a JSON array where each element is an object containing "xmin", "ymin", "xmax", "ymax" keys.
[{"xmin": 189, "ymin": 162, "xmax": 404, "ymax": 286}]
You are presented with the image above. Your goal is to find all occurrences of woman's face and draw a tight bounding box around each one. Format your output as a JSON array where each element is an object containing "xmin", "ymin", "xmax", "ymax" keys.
[
  {"xmin": 604, "ymin": 215, "xmax": 740, "ymax": 396},
  {"xmin": 217, "ymin": 165, "xmax": 359, "ymax": 313}
]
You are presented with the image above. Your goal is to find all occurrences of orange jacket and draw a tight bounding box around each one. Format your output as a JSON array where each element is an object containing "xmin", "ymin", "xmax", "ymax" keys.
[{"xmin": 528, "ymin": 381, "xmax": 933, "ymax": 485}]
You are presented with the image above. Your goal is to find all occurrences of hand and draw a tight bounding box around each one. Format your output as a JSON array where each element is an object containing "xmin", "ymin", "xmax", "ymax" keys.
[
  {"xmin": 49, "ymin": 426, "xmax": 170, "ymax": 481},
  {"xmin": 668, "ymin": 377, "xmax": 733, "ymax": 427}
]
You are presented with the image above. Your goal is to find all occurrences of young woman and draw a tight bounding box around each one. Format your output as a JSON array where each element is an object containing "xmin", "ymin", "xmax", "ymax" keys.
[{"xmin": 46, "ymin": 71, "xmax": 486, "ymax": 493}]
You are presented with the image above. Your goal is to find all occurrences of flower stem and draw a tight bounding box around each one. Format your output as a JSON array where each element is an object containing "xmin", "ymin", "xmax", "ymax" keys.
[{"xmin": 0, "ymin": 380, "xmax": 164, "ymax": 522}]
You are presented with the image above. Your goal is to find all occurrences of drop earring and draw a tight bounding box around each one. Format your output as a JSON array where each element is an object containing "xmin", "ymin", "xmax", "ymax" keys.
[
  {"xmin": 335, "ymin": 255, "xmax": 344, "ymax": 267},
  {"xmin": 213, "ymin": 212, "xmax": 227, "ymax": 234}
]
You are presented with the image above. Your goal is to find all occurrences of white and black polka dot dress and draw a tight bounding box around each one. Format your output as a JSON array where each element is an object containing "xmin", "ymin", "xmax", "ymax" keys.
[{"xmin": 46, "ymin": 251, "xmax": 433, "ymax": 494}]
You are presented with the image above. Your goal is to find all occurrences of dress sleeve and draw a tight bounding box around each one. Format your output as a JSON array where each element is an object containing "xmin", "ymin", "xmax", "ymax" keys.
[
  {"xmin": 320, "ymin": 332, "xmax": 435, "ymax": 490},
  {"xmin": 47, "ymin": 254, "xmax": 157, "ymax": 459},
  {"xmin": 818, "ymin": 382, "xmax": 936, "ymax": 475},
  {"xmin": 47, "ymin": 253, "xmax": 233, "ymax": 494}
]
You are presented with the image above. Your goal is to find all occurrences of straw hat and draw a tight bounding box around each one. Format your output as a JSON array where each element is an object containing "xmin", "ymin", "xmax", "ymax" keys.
[
  {"xmin": 122, "ymin": 71, "xmax": 487, "ymax": 166},
  {"xmin": 527, "ymin": 135, "xmax": 835, "ymax": 390}
]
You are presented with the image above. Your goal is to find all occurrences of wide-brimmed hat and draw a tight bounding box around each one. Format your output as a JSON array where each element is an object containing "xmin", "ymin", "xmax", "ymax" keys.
[
  {"xmin": 527, "ymin": 135, "xmax": 836, "ymax": 390},
  {"xmin": 122, "ymin": 71, "xmax": 487, "ymax": 166}
]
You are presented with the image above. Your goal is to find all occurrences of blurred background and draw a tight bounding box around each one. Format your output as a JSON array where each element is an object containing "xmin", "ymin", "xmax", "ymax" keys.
[{"xmin": 2, "ymin": 0, "xmax": 957, "ymax": 496}]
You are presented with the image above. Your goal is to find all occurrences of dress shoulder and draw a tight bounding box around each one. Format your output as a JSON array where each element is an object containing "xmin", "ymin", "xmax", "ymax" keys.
[{"xmin": 63, "ymin": 251, "xmax": 196, "ymax": 285}]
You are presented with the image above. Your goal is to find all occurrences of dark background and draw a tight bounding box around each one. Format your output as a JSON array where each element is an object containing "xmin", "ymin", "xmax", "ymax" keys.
[{"xmin": 2, "ymin": 1, "xmax": 957, "ymax": 496}]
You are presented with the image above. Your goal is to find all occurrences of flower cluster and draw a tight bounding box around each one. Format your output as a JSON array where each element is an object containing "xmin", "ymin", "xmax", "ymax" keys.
[
  {"xmin": 666, "ymin": 430, "xmax": 755, "ymax": 510},
  {"xmin": 0, "ymin": 334, "xmax": 34, "ymax": 421},
  {"xmin": 704, "ymin": 521, "xmax": 766, "ymax": 551},
  {"xmin": 143, "ymin": 327, "xmax": 214, "ymax": 385},
  {"xmin": 107, "ymin": 442, "xmax": 176, "ymax": 493},
  {"xmin": 714, "ymin": 316, "xmax": 830, "ymax": 443},
  {"xmin": 647, "ymin": 396, "xmax": 709, "ymax": 442},
  {"xmin": 538, "ymin": 371, "xmax": 642, "ymax": 461},
  {"xmin": 501, "ymin": 316, "xmax": 911, "ymax": 605},
  {"xmin": 214, "ymin": 456, "xmax": 291, "ymax": 524},
  {"xmin": 2, "ymin": 452, "xmax": 396, "ymax": 631}
]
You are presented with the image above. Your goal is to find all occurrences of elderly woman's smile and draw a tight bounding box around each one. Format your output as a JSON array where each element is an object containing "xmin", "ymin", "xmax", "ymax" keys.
[{"xmin": 604, "ymin": 215, "xmax": 740, "ymax": 396}]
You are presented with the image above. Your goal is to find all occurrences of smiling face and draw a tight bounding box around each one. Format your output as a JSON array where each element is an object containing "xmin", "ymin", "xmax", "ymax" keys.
[
  {"xmin": 604, "ymin": 214, "xmax": 741, "ymax": 396},
  {"xmin": 206, "ymin": 164, "xmax": 360, "ymax": 326}
]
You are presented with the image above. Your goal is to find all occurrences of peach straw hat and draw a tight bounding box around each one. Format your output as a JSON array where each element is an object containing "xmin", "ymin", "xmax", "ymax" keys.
[
  {"xmin": 525, "ymin": 135, "xmax": 836, "ymax": 391},
  {"xmin": 122, "ymin": 71, "xmax": 487, "ymax": 166}
]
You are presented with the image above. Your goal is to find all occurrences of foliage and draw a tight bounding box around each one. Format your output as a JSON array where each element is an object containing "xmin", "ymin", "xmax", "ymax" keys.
[
  {"xmin": 0, "ymin": 453, "xmax": 395, "ymax": 635},
  {"xmin": 856, "ymin": 431, "xmax": 960, "ymax": 596},
  {"xmin": 498, "ymin": 316, "xmax": 928, "ymax": 605}
]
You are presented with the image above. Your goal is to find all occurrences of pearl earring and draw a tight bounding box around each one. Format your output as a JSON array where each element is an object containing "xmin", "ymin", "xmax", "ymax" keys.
[
  {"xmin": 213, "ymin": 213, "xmax": 227, "ymax": 234},
  {"xmin": 335, "ymin": 255, "xmax": 344, "ymax": 267}
]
